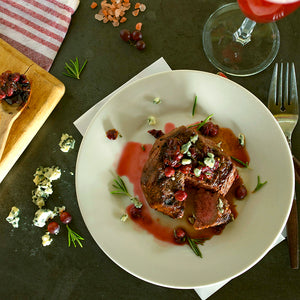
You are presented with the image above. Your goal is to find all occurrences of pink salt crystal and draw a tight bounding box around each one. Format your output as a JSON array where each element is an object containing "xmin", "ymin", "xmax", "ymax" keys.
[
  {"xmin": 115, "ymin": 8, "xmax": 121, "ymax": 17},
  {"xmin": 95, "ymin": 14, "xmax": 104, "ymax": 21},
  {"xmin": 139, "ymin": 4, "xmax": 146, "ymax": 12}
]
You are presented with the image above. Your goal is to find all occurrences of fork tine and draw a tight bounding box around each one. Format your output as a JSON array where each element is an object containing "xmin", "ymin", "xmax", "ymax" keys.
[
  {"xmin": 290, "ymin": 62, "xmax": 299, "ymax": 109},
  {"xmin": 285, "ymin": 62, "xmax": 289, "ymax": 105},
  {"xmin": 268, "ymin": 63, "xmax": 278, "ymax": 106},
  {"xmin": 279, "ymin": 62, "xmax": 284, "ymax": 110}
]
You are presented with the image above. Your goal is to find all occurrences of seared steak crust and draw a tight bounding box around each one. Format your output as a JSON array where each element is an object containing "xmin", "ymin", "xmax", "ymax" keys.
[{"xmin": 141, "ymin": 125, "xmax": 237, "ymax": 229}]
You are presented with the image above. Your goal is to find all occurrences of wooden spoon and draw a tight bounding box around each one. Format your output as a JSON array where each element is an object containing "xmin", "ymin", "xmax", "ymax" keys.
[{"xmin": 0, "ymin": 100, "xmax": 28, "ymax": 161}]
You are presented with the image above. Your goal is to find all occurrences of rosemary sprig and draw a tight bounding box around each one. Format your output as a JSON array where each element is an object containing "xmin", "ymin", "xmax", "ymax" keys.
[
  {"xmin": 192, "ymin": 95, "xmax": 197, "ymax": 117},
  {"xmin": 66, "ymin": 225, "xmax": 84, "ymax": 248},
  {"xmin": 186, "ymin": 236, "xmax": 207, "ymax": 257},
  {"xmin": 63, "ymin": 57, "xmax": 87, "ymax": 79},
  {"xmin": 231, "ymin": 156, "xmax": 249, "ymax": 168},
  {"xmin": 111, "ymin": 175, "xmax": 142, "ymax": 208},
  {"xmin": 252, "ymin": 176, "xmax": 267, "ymax": 193},
  {"xmin": 188, "ymin": 114, "xmax": 213, "ymax": 130}
]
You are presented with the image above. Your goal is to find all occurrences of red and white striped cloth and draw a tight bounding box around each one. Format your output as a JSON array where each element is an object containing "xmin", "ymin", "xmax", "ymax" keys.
[{"xmin": 0, "ymin": 0, "xmax": 79, "ymax": 71}]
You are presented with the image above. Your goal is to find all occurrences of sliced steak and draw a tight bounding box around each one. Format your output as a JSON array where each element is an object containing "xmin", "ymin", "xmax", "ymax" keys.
[
  {"xmin": 186, "ymin": 186, "xmax": 232, "ymax": 230},
  {"xmin": 141, "ymin": 125, "xmax": 237, "ymax": 229}
]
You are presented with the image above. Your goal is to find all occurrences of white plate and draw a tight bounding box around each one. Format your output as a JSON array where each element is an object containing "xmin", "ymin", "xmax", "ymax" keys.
[{"xmin": 75, "ymin": 70, "xmax": 294, "ymax": 288}]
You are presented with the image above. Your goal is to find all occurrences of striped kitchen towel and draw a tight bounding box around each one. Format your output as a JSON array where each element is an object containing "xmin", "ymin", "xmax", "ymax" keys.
[{"xmin": 0, "ymin": 0, "xmax": 80, "ymax": 71}]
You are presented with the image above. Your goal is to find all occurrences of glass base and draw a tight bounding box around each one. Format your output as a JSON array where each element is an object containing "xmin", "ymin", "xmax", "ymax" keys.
[{"xmin": 202, "ymin": 3, "xmax": 280, "ymax": 77}]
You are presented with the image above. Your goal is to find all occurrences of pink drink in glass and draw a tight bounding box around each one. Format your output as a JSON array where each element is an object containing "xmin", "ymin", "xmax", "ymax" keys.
[{"xmin": 238, "ymin": 0, "xmax": 300, "ymax": 23}]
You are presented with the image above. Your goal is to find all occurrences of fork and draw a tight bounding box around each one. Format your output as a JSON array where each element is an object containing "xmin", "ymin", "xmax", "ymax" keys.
[{"xmin": 268, "ymin": 62, "xmax": 299, "ymax": 269}]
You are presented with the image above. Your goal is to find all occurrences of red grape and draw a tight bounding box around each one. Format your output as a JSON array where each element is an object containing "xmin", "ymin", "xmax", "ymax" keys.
[
  {"xmin": 120, "ymin": 29, "xmax": 131, "ymax": 42},
  {"xmin": 131, "ymin": 30, "xmax": 142, "ymax": 41},
  {"xmin": 60, "ymin": 211, "xmax": 72, "ymax": 224},
  {"xmin": 136, "ymin": 40, "xmax": 146, "ymax": 50},
  {"xmin": 47, "ymin": 221, "xmax": 60, "ymax": 235}
]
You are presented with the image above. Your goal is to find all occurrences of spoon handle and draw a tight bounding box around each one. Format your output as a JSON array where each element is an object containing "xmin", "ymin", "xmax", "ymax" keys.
[{"xmin": 0, "ymin": 113, "xmax": 15, "ymax": 161}]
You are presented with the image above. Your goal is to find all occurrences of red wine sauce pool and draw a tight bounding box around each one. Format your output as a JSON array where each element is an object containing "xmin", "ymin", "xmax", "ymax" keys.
[{"xmin": 116, "ymin": 123, "xmax": 248, "ymax": 245}]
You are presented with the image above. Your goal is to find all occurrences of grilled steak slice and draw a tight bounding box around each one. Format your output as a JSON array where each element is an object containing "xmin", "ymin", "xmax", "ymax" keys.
[
  {"xmin": 141, "ymin": 125, "xmax": 237, "ymax": 227},
  {"xmin": 186, "ymin": 186, "xmax": 232, "ymax": 230}
]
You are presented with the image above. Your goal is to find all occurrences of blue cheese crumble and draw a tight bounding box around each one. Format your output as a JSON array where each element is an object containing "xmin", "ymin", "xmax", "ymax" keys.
[
  {"xmin": 33, "ymin": 206, "xmax": 65, "ymax": 228},
  {"xmin": 33, "ymin": 209, "xmax": 56, "ymax": 227},
  {"xmin": 32, "ymin": 166, "xmax": 61, "ymax": 208},
  {"xmin": 42, "ymin": 232, "xmax": 53, "ymax": 247},
  {"xmin": 204, "ymin": 153, "xmax": 215, "ymax": 168},
  {"xmin": 147, "ymin": 116, "xmax": 156, "ymax": 125},
  {"xmin": 6, "ymin": 206, "xmax": 20, "ymax": 228},
  {"xmin": 59, "ymin": 133, "xmax": 75, "ymax": 152}
]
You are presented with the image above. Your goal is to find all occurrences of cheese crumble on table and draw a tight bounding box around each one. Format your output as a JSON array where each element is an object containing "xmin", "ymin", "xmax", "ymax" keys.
[
  {"xmin": 6, "ymin": 206, "xmax": 20, "ymax": 228},
  {"xmin": 41, "ymin": 232, "xmax": 53, "ymax": 247},
  {"xmin": 32, "ymin": 166, "xmax": 61, "ymax": 208},
  {"xmin": 59, "ymin": 133, "xmax": 75, "ymax": 152}
]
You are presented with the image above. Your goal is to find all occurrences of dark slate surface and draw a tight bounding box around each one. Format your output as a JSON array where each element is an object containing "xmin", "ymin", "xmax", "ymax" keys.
[{"xmin": 0, "ymin": 1, "xmax": 299, "ymax": 299}]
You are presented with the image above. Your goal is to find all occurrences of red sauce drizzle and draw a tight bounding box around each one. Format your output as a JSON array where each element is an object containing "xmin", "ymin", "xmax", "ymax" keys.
[
  {"xmin": 116, "ymin": 123, "xmax": 249, "ymax": 246},
  {"xmin": 117, "ymin": 141, "xmax": 175, "ymax": 244}
]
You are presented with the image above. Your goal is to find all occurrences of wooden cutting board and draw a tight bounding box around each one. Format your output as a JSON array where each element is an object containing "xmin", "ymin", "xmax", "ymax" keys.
[{"xmin": 0, "ymin": 38, "xmax": 65, "ymax": 183}]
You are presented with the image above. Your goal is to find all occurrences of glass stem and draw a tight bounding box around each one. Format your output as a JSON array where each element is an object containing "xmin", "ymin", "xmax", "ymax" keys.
[{"xmin": 233, "ymin": 17, "xmax": 256, "ymax": 46}]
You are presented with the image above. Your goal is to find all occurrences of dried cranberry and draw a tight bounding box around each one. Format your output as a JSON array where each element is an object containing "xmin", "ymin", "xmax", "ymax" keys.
[
  {"xmin": 174, "ymin": 153, "xmax": 183, "ymax": 161},
  {"xmin": 6, "ymin": 86, "xmax": 14, "ymax": 97},
  {"xmin": 174, "ymin": 227, "xmax": 186, "ymax": 243},
  {"xmin": 164, "ymin": 166, "xmax": 175, "ymax": 177},
  {"xmin": 0, "ymin": 90, "xmax": 6, "ymax": 99},
  {"xmin": 200, "ymin": 122, "xmax": 219, "ymax": 137},
  {"xmin": 201, "ymin": 166, "xmax": 210, "ymax": 173},
  {"xmin": 189, "ymin": 147, "xmax": 197, "ymax": 158},
  {"xmin": 179, "ymin": 165, "xmax": 192, "ymax": 174},
  {"xmin": 235, "ymin": 185, "xmax": 248, "ymax": 199},
  {"xmin": 106, "ymin": 129, "xmax": 119, "ymax": 140},
  {"xmin": 130, "ymin": 206, "xmax": 143, "ymax": 219},
  {"xmin": 11, "ymin": 73, "xmax": 20, "ymax": 82},
  {"xmin": 0, "ymin": 70, "xmax": 31, "ymax": 105},
  {"xmin": 164, "ymin": 158, "xmax": 178, "ymax": 167},
  {"xmin": 148, "ymin": 129, "xmax": 164, "ymax": 138},
  {"xmin": 213, "ymin": 160, "xmax": 220, "ymax": 170},
  {"xmin": 174, "ymin": 190, "xmax": 187, "ymax": 202}
]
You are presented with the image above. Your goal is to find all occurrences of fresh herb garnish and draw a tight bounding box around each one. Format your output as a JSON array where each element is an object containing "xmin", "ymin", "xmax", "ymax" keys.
[
  {"xmin": 111, "ymin": 175, "xmax": 142, "ymax": 208},
  {"xmin": 66, "ymin": 225, "xmax": 84, "ymax": 247},
  {"xmin": 188, "ymin": 114, "xmax": 213, "ymax": 130},
  {"xmin": 252, "ymin": 176, "xmax": 267, "ymax": 193},
  {"xmin": 187, "ymin": 236, "xmax": 207, "ymax": 257},
  {"xmin": 153, "ymin": 97, "xmax": 161, "ymax": 104},
  {"xmin": 63, "ymin": 57, "xmax": 87, "ymax": 79},
  {"xmin": 192, "ymin": 95, "xmax": 197, "ymax": 117},
  {"xmin": 231, "ymin": 156, "xmax": 249, "ymax": 168},
  {"xmin": 141, "ymin": 145, "xmax": 145, "ymax": 151},
  {"xmin": 197, "ymin": 114, "xmax": 213, "ymax": 130}
]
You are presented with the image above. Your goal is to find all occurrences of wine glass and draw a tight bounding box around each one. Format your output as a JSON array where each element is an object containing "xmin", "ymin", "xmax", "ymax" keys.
[{"xmin": 202, "ymin": 0, "xmax": 300, "ymax": 76}]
